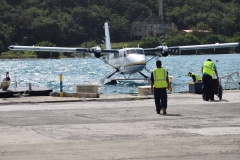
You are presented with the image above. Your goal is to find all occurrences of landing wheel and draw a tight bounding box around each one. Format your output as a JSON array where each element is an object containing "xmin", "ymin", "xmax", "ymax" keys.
[
  {"xmin": 218, "ymin": 85, "xmax": 223, "ymax": 100},
  {"xmin": 202, "ymin": 85, "xmax": 206, "ymax": 101}
]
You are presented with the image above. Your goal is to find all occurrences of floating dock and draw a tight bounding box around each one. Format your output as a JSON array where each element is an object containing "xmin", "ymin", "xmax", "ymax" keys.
[{"xmin": 0, "ymin": 86, "xmax": 52, "ymax": 98}]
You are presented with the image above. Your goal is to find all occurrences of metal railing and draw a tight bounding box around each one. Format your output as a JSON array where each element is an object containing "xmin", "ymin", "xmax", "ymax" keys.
[{"xmin": 220, "ymin": 72, "xmax": 239, "ymax": 90}]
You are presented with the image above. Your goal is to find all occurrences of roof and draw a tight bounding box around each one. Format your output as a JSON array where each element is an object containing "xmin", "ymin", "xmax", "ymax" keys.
[
  {"xmin": 132, "ymin": 13, "xmax": 163, "ymax": 24},
  {"xmin": 144, "ymin": 14, "xmax": 163, "ymax": 23},
  {"xmin": 132, "ymin": 14, "xmax": 146, "ymax": 23},
  {"xmin": 182, "ymin": 30, "xmax": 211, "ymax": 33}
]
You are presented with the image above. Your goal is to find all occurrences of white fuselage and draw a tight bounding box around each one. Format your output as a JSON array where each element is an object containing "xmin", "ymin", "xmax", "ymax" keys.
[
  {"xmin": 106, "ymin": 48, "xmax": 146, "ymax": 74},
  {"xmin": 104, "ymin": 23, "xmax": 146, "ymax": 74}
]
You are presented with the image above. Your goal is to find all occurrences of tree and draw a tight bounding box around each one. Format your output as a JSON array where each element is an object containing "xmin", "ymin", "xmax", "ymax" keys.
[
  {"xmin": 35, "ymin": 41, "xmax": 59, "ymax": 58},
  {"xmin": 108, "ymin": 14, "xmax": 130, "ymax": 42},
  {"xmin": 167, "ymin": 34, "xmax": 200, "ymax": 46},
  {"xmin": 166, "ymin": 34, "xmax": 201, "ymax": 54},
  {"xmin": 140, "ymin": 36, "xmax": 160, "ymax": 48},
  {"xmin": 202, "ymin": 34, "xmax": 227, "ymax": 44},
  {"xmin": 29, "ymin": 17, "xmax": 62, "ymax": 45},
  {"xmin": 202, "ymin": 34, "xmax": 230, "ymax": 53},
  {"xmin": 1, "ymin": 0, "xmax": 240, "ymax": 55}
]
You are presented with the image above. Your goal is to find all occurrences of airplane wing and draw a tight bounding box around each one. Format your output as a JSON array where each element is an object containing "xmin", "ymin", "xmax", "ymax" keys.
[
  {"xmin": 9, "ymin": 42, "xmax": 239, "ymax": 58},
  {"xmin": 8, "ymin": 45, "xmax": 119, "ymax": 54},
  {"xmin": 8, "ymin": 45, "xmax": 89, "ymax": 53},
  {"xmin": 169, "ymin": 42, "xmax": 240, "ymax": 52},
  {"xmin": 144, "ymin": 42, "xmax": 240, "ymax": 57}
]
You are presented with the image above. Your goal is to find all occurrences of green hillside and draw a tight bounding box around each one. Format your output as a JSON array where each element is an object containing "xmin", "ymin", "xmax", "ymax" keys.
[{"xmin": 1, "ymin": 0, "xmax": 240, "ymax": 56}]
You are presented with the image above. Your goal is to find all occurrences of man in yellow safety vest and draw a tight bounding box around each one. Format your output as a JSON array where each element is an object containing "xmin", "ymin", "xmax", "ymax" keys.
[
  {"xmin": 202, "ymin": 59, "xmax": 219, "ymax": 101},
  {"xmin": 188, "ymin": 72, "xmax": 202, "ymax": 82},
  {"xmin": 151, "ymin": 60, "xmax": 170, "ymax": 115}
]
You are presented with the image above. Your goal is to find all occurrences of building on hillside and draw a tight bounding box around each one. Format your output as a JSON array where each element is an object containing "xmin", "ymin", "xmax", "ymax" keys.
[
  {"xmin": 131, "ymin": 0, "xmax": 176, "ymax": 39},
  {"xmin": 182, "ymin": 30, "xmax": 211, "ymax": 33}
]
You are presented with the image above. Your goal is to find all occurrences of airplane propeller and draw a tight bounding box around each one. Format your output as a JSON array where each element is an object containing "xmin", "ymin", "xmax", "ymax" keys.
[
  {"xmin": 87, "ymin": 46, "xmax": 101, "ymax": 58},
  {"xmin": 88, "ymin": 37, "xmax": 106, "ymax": 58},
  {"xmin": 100, "ymin": 37, "xmax": 105, "ymax": 48},
  {"xmin": 160, "ymin": 35, "xmax": 166, "ymax": 46},
  {"xmin": 156, "ymin": 35, "xmax": 180, "ymax": 56},
  {"xmin": 154, "ymin": 35, "xmax": 169, "ymax": 57}
]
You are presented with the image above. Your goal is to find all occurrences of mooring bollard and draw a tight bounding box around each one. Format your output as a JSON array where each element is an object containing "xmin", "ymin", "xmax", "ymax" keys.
[
  {"xmin": 28, "ymin": 83, "xmax": 32, "ymax": 90},
  {"xmin": 60, "ymin": 74, "xmax": 63, "ymax": 97}
]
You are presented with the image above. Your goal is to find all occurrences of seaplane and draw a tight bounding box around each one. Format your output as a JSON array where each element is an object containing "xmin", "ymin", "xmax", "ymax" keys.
[{"xmin": 8, "ymin": 22, "xmax": 240, "ymax": 84}]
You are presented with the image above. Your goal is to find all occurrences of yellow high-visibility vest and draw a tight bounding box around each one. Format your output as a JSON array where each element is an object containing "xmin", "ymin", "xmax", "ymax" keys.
[
  {"xmin": 203, "ymin": 61, "xmax": 214, "ymax": 77},
  {"xmin": 192, "ymin": 73, "xmax": 202, "ymax": 81},
  {"xmin": 153, "ymin": 68, "xmax": 168, "ymax": 88}
]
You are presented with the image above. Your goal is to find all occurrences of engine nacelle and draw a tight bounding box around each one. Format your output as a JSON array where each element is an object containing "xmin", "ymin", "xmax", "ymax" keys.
[
  {"xmin": 89, "ymin": 46, "xmax": 102, "ymax": 58},
  {"xmin": 94, "ymin": 52, "xmax": 101, "ymax": 58},
  {"xmin": 162, "ymin": 51, "xmax": 168, "ymax": 57},
  {"xmin": 94, "ymin": 46, "xmax": 102, "ymax": 53},
  {"xmin": 155, "ymin": 45, "xmax": 169, "ymax": 57},
  {"xmin": 162, "ymin": 46, "xmax": 169, "ymax": 57}
]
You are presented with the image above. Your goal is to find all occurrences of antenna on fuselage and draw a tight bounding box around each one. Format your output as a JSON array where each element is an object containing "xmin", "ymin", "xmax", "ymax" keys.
[{"xmin": 104, "ymin": 22, "xmax": 111, "ymax": 49}]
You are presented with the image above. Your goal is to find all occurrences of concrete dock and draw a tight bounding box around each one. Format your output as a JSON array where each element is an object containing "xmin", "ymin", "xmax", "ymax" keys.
[{"xmin": 0, "ymin": 90, "xmax": 240, "ymax": 160}]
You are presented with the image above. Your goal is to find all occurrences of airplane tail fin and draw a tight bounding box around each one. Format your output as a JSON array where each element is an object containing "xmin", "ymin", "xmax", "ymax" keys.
[{"xmin": 104, "ymin": 22, "xmax": 111, "ymax": 50}]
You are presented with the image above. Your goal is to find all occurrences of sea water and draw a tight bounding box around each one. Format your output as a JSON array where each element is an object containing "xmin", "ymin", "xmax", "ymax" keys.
[{"xmin": 0, "ymin": 54, "xmax": 239, "ymax": 94}]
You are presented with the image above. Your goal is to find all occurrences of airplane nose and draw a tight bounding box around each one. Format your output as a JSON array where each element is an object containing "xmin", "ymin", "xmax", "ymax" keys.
[
  {"xmin": 124, "ymin": 54, "xmax": 146, "ymax": 73},
  {"xmin": 128, "ymin": 54, "xmax": 146, "ymax": 64}
]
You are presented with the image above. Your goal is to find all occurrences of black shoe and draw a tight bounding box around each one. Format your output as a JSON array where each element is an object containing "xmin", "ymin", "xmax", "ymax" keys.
[
  {"xmin": 210, "ymin": 99, "xmax": 214, "ymax": 101},
  {"xmin": 156, "ymin": 110, "xmax": 160, "ymax": 114},
  {"xmin": 205, "ymin": 96, "xmax": 209, "ymax": 101},
  {"xmin": 162, "ymin": 108, "xmax": 167, "ymax": 115}
]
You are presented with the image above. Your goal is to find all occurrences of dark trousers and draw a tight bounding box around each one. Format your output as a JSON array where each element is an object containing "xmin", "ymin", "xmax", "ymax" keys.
[
  {"xmin": 202, "ymin": 74, "xmax": 214, "ymax": 100},
  {"xmin": 154, "ymin": 88, "xmax": 167, "ymax": 112}
]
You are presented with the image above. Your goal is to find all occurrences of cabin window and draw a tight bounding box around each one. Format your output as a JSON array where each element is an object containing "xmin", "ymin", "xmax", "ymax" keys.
[
  {"xmin": 127, "ymin": 49, "xmax": 144, "ymax": 54},
  {"xmin": 114, "ymin": 53, "xmax": 119, "ymax": 58}
]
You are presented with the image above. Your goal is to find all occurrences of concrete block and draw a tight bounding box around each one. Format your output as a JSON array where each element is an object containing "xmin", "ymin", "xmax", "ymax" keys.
[
  {"xmin": 76, "ymin": 92, "xmax": 99, "ymax": 98},
  {"xmin": 76, "ymin": 85, "xmax": 98, "ymax": 93},
  {"xmin": 138, "ymin": 86, "xmax": 152, "ymax": 95},
  {"xmin": 63, "ymin": 92, "xmax": 77, "ymax": 97}
]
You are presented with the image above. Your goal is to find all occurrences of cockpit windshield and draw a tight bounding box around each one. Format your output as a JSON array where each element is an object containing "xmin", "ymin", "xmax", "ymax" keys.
[{"xmin": 127, "ymin": 49, "xmax": 144, "ymax": 54}]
